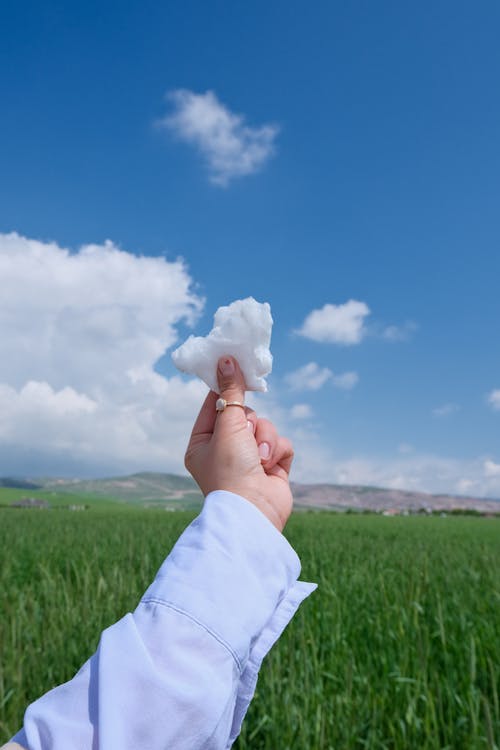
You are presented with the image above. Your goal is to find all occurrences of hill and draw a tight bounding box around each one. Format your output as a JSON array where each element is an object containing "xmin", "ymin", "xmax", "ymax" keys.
[
  {"xmin": 37, "ymin": 472, "xmax": 198, "ymax": 503},
  {"xmin": 1, "ymin": 472, "xmax": 498, "ymax": 514},
  {"xmin": 290, "ymin": 482, "xmax": 500, "ymax": 514}
]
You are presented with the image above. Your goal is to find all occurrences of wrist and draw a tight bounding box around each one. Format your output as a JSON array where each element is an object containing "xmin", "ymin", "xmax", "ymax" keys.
[{"xmin": 205, "ymin": 485, "xmax": 285, "ymax": 532}]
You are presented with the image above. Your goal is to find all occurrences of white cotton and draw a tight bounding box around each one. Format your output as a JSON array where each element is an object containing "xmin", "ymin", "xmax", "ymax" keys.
[{"xmin": 171, "ymin": 297, "xmax": 273, "ymax": 393}]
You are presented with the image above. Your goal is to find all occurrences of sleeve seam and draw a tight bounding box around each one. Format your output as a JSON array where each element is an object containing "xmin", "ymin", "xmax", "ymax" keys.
[{"xmin": 139, "ymin": 597, "xmax": 242, "ymax": 672}]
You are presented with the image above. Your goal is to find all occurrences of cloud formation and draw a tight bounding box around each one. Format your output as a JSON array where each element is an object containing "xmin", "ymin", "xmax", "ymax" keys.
[
  {"xmin": 484, "ymin": 459, "xmax": 500, "ymax": 477},
  {"xmin": 488, "ymin": 389, "xmax": 500, "ymax": 410},
  {"xmin": 224, "ymin": 388, "xmax": 500, "ymax": 498},
  {"xmin": 331, "ymin": 371, "xmax": 359, "ymax": 390},
  {"xmin": 285, "ymin": 362, "xmax": 358, "ymax": 392},
  {"xmin": 297, "ymin": 300, "xmax": 370, "ymax": 344},
  {"xmin": 432, "ymin": 403, "xmax": 460, "ymax": 418},
  {"xmin": 290, "ymin": 448, "xmax": 500, "ymax": 499},
  {"xmin": 159, "ymin": 89, "xmax": 279, "ymax": 186},
  {"xmin": 382, "ymin": 321, "xmax": 417, "ymax": 342},
  {"xmin": 0, "ymin": 232, "xmax": 206, "ymax": 476},
  {"xmin": 290, "ymin": 403, "xmax": 313, "ymax": 420},
  {"xmin": 2, "ymin": 231, "xmax": 498, "ymax": 500},
  {"xmin": 285, "ymin": 362, "xmax": 332, "ymax": 391}
]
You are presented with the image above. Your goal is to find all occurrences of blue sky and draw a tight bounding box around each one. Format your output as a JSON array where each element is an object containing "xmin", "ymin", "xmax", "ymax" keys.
[{"xmin": 1, "ymin": 1, "xmax": 499, "ymax": 495}]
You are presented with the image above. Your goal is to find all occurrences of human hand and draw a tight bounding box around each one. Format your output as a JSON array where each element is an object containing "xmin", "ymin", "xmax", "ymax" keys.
[{"xmin": 184, "ymin": 356, "xmax": 294, "ymax": 532}]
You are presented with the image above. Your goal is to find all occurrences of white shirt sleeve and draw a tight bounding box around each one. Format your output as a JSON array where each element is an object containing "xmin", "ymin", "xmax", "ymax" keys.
[{"xmin": 10, "ymin": 490, "xmax": 317, "ymax": 750}]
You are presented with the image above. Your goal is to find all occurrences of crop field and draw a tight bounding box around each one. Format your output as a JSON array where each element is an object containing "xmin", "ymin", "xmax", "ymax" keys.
[{"xmin": 1, "ymin": 508, "xmax": 499, "ymax": 749}]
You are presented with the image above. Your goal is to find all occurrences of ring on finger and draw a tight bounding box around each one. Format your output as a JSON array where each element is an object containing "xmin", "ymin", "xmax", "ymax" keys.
[{"xmin": 215, "ymin": 398, "xmax": 246, "ymax": 413}]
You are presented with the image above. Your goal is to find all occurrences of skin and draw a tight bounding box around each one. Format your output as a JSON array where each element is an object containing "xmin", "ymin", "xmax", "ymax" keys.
[{"xmin": 184, "ymin": 356, "xmax": 294, "ymax": 532}]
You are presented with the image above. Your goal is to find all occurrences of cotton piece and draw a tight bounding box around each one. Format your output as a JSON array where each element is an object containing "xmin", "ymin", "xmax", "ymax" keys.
[{"xmin": 171, "ymin": 297, "xmax": 273, "ymax": 393}]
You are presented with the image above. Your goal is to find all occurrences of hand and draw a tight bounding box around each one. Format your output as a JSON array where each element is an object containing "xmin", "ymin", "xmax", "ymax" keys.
[{"xmin": 184, "ymin": 356, "xmax": 294, "ymax": 532}]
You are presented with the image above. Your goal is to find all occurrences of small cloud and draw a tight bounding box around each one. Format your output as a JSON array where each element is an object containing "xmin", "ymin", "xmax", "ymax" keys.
[
  {"xmin": 285, "ymin": 362, "xmax": 332, "ymax": 391},
  {"xmin": 331, "ymin": 371, "xmax": 359, "ymax": 390},
  {"xmin": 398, "ymin": 442, "xmax": 414, "ymax": 455},
  {"xmin": 432, "ymin": 403, "xmax": 460, "ymax": 418},
  {"xmin": 382, "ymin": 321, "xmax": 418, "ymax": 342},
  {"xmin": 158, "ymin": 89, "xmax": 279, "ymax": 186},
  {"xmin": 296, "ymin": 300, "xmax": 370, "ymax": 344},
  {"xmin": 285, "ymin": 362, "xmax": 358, "ymax": 392},
  {"xmin": 290, "ymin": 403, "xmax": 313, "ymax": 420},
  {"xmin": 487, "ymin": 389, "xmax": 500, "ymax": 411},
  {"xmin": 484, "ymin": 459, "xmax": 500, "ymax": 477},
  {"xmin": 456, "ymin": 478, "xmax": 478, "ymax": 495}
]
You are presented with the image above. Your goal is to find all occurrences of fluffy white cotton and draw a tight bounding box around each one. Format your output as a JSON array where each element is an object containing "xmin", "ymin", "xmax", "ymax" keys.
[{"xmin": 172, "ymin": 297, "xmax": 273, "ymax": 392}]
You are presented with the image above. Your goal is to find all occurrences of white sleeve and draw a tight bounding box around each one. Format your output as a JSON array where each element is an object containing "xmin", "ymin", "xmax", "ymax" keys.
[{"xmin": 11, "ymin": 490, "xmax": 317, "ymax": 750}]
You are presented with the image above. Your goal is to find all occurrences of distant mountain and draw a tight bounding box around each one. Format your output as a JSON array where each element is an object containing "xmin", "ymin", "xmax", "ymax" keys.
[
  {"xmin": 23, "ymin": 472, "xmax": 500, "ymax": 514},
  {"xmin": 291, "ymin": 482, "xmax": 500, "ymax": 514}
]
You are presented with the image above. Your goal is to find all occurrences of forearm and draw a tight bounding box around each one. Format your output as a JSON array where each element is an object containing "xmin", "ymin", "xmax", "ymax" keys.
[{"xmin": 10, "ymin": 492, "xmax": 316, "ymax": 750}]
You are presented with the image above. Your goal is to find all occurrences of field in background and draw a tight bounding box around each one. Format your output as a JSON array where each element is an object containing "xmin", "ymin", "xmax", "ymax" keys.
[
  {"xmin": 1, "ymin": 509, "xmax": 499, "ymax": 748},
  {"xmin": 0, "ymin": 487, "xmax": 124, "ymax": 510},
  {"xmin": 0, "ymin": 485, "xmax": 204, "ymax": 512}
]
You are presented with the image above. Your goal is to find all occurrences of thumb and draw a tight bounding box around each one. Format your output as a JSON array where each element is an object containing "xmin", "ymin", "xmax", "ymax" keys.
[{"xmin": 215, "ymin": 356, "xmax": 247, "ymax": 431}]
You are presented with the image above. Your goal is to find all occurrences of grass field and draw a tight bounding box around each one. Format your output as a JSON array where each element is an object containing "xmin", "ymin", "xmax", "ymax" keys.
[
  {"xmin": 1, "ymin": 508, "xmax": 499, "ymax": 748},
  {"xmin": 0, "ymin": 486, "xmax": 125, "ymax": 510},
  {"xmin": 0, "ymin": 486, "xmax": 204, "ymax": 512}
]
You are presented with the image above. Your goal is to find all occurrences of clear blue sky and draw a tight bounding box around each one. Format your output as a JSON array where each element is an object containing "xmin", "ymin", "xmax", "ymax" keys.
[{"xmin": 1, "ymin": 1, "xmax": 499, "ymax": 495}]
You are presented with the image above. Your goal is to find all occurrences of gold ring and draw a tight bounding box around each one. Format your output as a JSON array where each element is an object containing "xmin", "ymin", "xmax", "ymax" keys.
[{"xmin": 216, "ymin": 398, "xmax": 245, "ymax": 412}]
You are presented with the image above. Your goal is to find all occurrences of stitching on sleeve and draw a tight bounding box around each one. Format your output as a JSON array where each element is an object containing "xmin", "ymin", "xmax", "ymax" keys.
[{"xmin": 139, "ymin": 597, "xmax": 242, "ymax": 672}]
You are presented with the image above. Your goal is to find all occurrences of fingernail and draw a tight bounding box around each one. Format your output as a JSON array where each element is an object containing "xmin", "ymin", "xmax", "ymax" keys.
[
  {"xmin": 247, "ymin": 420, "xmax": 254, "ymax": 432},
  {"xmin": 258, "ymin": 442, "xmax": 270, "ymax": 460},
  {"xmin": 219, "ymin": 357, "xmax": 234, "ymax": 376}
]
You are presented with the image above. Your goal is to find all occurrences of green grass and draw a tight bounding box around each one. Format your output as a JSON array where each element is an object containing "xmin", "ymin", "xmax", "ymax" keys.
[
  {"xmin": 1, "ymin": 510, "xmax": 499, "ymax": 748},
  {"xmin": 0, "ymin": 487, "xmax": 203, "ymax": 512},
  {"xmin": 0, "ymin": 487, "xmax": 124, "ymax": 509}
]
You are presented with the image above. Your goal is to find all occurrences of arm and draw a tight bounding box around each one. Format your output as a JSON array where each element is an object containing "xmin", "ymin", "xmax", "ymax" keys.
[{"xmin": 8, "ymin": 357, "xmax": 316, "ymax": 750}]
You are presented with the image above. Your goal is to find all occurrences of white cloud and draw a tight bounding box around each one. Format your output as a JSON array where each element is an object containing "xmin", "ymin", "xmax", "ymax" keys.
[
  {"xmin": 285, "ymin": 362, "xmax": 359, "ymax": 391},
  {"xmin": 382, "ymin": 321, "xmax": 417, "ymax": 342},
  {"xmin": 331, "ymin": 371, "xmax": 359, "ymax": 390},
  {"xmin": 0, "ymin": 232, "xmax": 206, "ymax": 476},
  {"xmin": 296, "ymin": 300, "xmax": 370, "ymax": 344},
  {"xmin": 455, "ymin": 478, "xmax": 478, "ymax": 495},
  {"xmin": 484, "ymin": 459, "xmax": 500, "ymax": 477},
  {"xmin": 285, "ymin": 362, "xmax": 332, "ymax": 391},
  {"xmin": 159, "ymin": 89, "xmax": 279, "ymax": 186},
  {"xmin": 243, "ymin": 391, "xmax": 500, "ymax": 499},
  {"xmin": 432, "ymin": 403, "xmax": 460, "ymax": 418},
  {"xmin": 487, "ymin": 390, "xmax": 500, "ymax": 411},
  {"xmin": 292, "ymin": 450, "xmax": 500, "ymax": 499},
  {"xmin": 398, "ymin": 442, "xmax": 414, "ymax": 454},
  {"xmin": 285, "ymin": 362, "xmax": 358, "ymax": 392},
  {"xmin": 290, "ymin": 403, "xmax": 313, "ymax": 420}
]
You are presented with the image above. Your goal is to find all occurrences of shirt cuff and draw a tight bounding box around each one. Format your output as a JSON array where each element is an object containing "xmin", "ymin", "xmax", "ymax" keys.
[{"xmin": 140, "ymin": 490, "xmax": 317, "ymax": 670}]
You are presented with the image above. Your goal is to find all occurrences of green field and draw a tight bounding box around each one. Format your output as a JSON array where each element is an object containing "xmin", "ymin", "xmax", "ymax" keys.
[
  {"xmin": 1, "ymin": 508, "xmax": 499, "ymax": 748},
  {"xmin": 0, "ymin": 486, "xmax": 203, "ymax": 512}
]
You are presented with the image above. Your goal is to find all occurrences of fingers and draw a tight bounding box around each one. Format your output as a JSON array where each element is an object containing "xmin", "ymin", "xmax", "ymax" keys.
[
  {"xmin": 190, "ymin": 356, "xmax": 294, "ymax": 480},
  {"xmin": 254, "ymin": 417, "xmax": 278, "ymax": 464},
  {"xmin": 273, "ymin": 436, "xmax": 294, "ymax": 476},
  {"xmin": 214, "ymin": 356, "xmax": 248, "ymax": 433},
  {"xmin": 254, "ymin": 419, "xmax": 294, "ymax": 476},
  {"xmin": 245, "ymin": 407, "xmax": 257, "ymax": 434}
]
